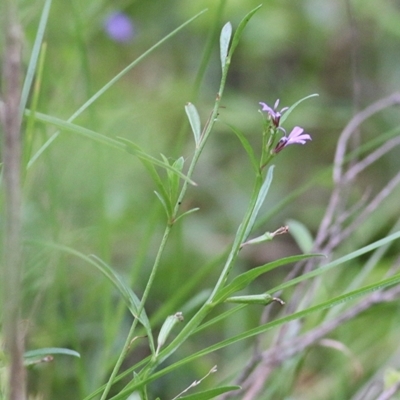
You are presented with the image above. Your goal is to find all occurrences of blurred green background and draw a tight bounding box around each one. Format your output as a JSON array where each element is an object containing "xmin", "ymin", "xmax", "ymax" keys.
[{"xmin": 9, "ymin": 0, "xmax": 400, "ymax": 398}]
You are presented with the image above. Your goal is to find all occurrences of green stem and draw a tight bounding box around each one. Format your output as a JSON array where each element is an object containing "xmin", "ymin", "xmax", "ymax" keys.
[
  {"xmin": 99, "ymin": 31, "xmax": 228, "ymax": 400},
  {"xmin": 152, "ymin": 172, "xmax": 265, "ymax": 368},
  {"xmin": 99, "ymin": 319, "xmax": 139, "ymax": 400},
  {"xmin": 100, "ymin": 6, "xmax": 264, "ymax": 396},
  {"xmin": 209, "ymin": 173, "xmax": 263, "ymax": 298}
]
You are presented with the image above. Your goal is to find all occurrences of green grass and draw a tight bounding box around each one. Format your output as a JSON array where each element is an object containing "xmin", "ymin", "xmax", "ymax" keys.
[{"xmin": 2, "ymin": 1, "xmax": 400, "ymax": 400}]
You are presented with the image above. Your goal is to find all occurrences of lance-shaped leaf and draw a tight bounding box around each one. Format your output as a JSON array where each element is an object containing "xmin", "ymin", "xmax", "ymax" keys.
[
  {"xmin": 24, "ymin": 347, "xmax": 80, "ymax": 366},
  {"xmin": 174, "ymin": 207, "xmax": 200, "ymax": 224},
  {"xmin": 214, "ymin": 253, "xmax": 322, "ymax": 304},
  {"xmin": 243, "ymin": 165, "xmax": 274, "ymax": 242},
  {"xmin": 162, "ymin": 154, "xmax": 185, "ymax": 203},
  {"xmin": 89, "ymin": 254, "xmax": 154, "ymax": 343},
  {"xmin": 19, "ymin": 0, "xmax": 53, "ymax": 119},
  {"xmin": 279, "ymin": 93, "xmax": 319, "ymax": 125},
  {"xmin": 226, "ymin": 123, "xmax": 259, "ymax": 173},
  {"xmin": 287, "ymin": 219, "xmax": 314, "ymax": 253},
  {"xmin": 119, "ymin": 137, "xmax": 197, "ymax": 186},
  {"xmin": 33, "ymin": 242, "xmax": 155, "ymax": 354},
  {"xmin": 220, "ymin": 22, "xmax": 232, "ymax": 70},
  {"xmin": 185, "ymin": 102, "xmax": 202, "ymax": 147},
  {"xmin": 228, "ymin": 5, "xmax": 262, "ymax": 59}
]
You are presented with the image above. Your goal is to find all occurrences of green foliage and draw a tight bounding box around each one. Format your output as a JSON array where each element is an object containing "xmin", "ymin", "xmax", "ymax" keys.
[{"xmin": 2, "ymin": 1, "xmax": 400, "ymax": 400}]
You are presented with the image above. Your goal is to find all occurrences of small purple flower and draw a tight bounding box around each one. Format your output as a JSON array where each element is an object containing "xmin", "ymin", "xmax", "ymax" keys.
[
  {"xmin": 273, "ymin": 126, "xmax": 311, "ymax": 153},
  {"xmin": 259, "ymin": 99, "xmax": 288, "ymax": 128},
  {"xmin": 104, "ymin": 12, "xmax": 135, "ymax": 43}
]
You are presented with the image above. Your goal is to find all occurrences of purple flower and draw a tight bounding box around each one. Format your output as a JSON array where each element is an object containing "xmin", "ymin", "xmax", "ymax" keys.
[
  {"xmin": 273, "ymin": 126, "xmax": 311, "ymax": 153},
  {"xmin": 259, "ymin": 99, "xmax": 288, "ymax": 128},
  {"xmin": 104, "ymin": 12, "xmax": 135, "ymax": 43}
]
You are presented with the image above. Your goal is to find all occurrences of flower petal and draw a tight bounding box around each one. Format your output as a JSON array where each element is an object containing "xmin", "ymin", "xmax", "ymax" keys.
[
  {"xmin": 287, "ymin": 126, "xmax": 304, "ymax": 139},
  {"xmin": 259, "ymin": 102, "xmax": 274, "ymax": 113}
]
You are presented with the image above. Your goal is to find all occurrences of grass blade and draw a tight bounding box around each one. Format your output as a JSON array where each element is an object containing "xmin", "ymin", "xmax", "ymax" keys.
[
  {"xmin": 19, "ymin": 0, "xmax": 53, "ymax": 120},
  {"xmin": 268, "ymin": 229, "xmax": 400, "ymax": 295},
  {"xmin": 214, "ymin": 254, "xmax": 322, "ymax": 303},
  {"xmin": 24, "ymin": 347, "xmax": 80, "ymax": 359},
  {"xmin": 29, "ymin": 241, "xmax": 155, "ymax": 354},
  {"xmin": 27, "ymin": 9, "xmax": 208, "ymax": 168},
  {"xmin": 178, "ymin": 386, "xmax": 240, "ymax": 400}
]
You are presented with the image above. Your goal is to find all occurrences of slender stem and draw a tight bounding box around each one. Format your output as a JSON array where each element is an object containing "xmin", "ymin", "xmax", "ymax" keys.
[
  {"xmin": 98, "ymin": 12, "xmax": 210, "ymax": 399},
  {"xmin": 122, "ymin": 27, "xmax": 235, "ymax": 387},
  {"xmin": 140, "ymin": 36, "xmax": 272, "ymax": 377},
  {"xmin": 99, "ymin": 320, "xmax": 139, "ymax": 400},
  {"xmin": 210, "ymin": 173, "xmax": 263, "ymax": 298},
  {"xmin": 100, "ymin": 19, "xmax": 229, "ymax": 397},
  {"xmin": 1, "ymin": 1, "xmax": 25, "ymax": 399},
  {"xmin": 154, "ymin": 171, "xmax": 265, "ymax": 368},
  {"xmin": 101, "ymin": 8, "xmax": 264, "ymax": 395}
]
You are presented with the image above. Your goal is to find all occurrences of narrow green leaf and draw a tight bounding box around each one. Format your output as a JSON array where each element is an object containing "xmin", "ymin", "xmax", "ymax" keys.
[
  {"xmin": 26, "ymin": 9, "xmax": 207, "ymax": 168},
  {"xmin": 88, "ymin": 244, "xmax": 400, "ymax": 399},
  {"xmin": 174, "ymin": 208, "xmax": 200, "ymax": 224},
  {"xmin": 228, "ymin": 5, "xmax": 262, "ymax": 59},
  {"xmin": 24, "ymin": 347, "xmax": 80, "ymax": 359},
  {"xmin": 287, "ymin": 219, "xmax": 314, "ymax": 253},
  {"xmin": 25, "ymin": 109, "xmax": 125, "ymax": 150},
  {"xmin": 27, "ymin": 110, "xmax": 192, "ymax": 191},
  {"xmin": 185, "ymin": 103, "xmax": 202, "ymax": 147},
  {"xmin": 29, "ymin": 242, "xmax": 155, "ymax": 354},
  {"xmin": 163, "ymin": 155, "xmax": 185, "ymax": 204},
  {"xmin": 194, "ymin": 305, "xmax": 247, "ymax": 335},
  {"xmin": 19, "ymin": 0, "xmax": 53, "ymax": 120},
  {"xmin": 130, "ymin": 274, "xmax": 400, "ymax": 390},
  {"xmin": 139, "ymin": 271, "xmax": 400, "ymax": 393},
  {"xmin": 279, "ymin": 93, "xmax": 319, "ymax": 126},
  {"xmin": 178, "ymin": 386, "xmax": 241, "ymax": 400},
  {"xmin": 226, "ymin": 123, "xmax": 259, "ymax": 173},
  {"xmin": 137, "ymin": 153, "xmax": 172, "ymax": 216},
  {"xmin": 219, "ymin": 22, "xmax": 232, "ymax": 70},
  {"xmin": 214, "ymin": 253, "xmax": 321, "ymax": 303},
  {"xmin": 27, "ymin": 113, "xmax": 192, "ymax": 192},
  {"xmin": 268, "ymin": 229, "xmax": 400, "ymax": 295},
  {"xmin": 154, "ymin": 191, "xmax": 172, "ymax": 219},
  {"xmin": 24, "ymin": 42, "xmax": 47, "ymax": 167},
  {"xmin": 89, "ymin": 255, "xmax": 155, "ymax": 353},
  {"xmin": 120, "ymin": 137, "xmax": 197, "ymax": 186},
  {"xmin": 243, "ymin": 165, "xmax": 274, "ymax": 241}
]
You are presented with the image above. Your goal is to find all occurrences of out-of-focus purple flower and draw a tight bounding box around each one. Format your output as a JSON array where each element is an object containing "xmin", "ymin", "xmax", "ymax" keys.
[
  {"xmin": 273, "ymin": 126, "xmax": 311, "ymax": 153},
  {"xmin": 259, "ymin": 99, "xmax": 288, "ymax": 128},
  {"xmin": 104, "ymin": 12, "xmax": 135, "ymax": 43}
]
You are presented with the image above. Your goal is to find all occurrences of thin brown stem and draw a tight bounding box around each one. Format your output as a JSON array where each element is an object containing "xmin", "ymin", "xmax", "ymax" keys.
[
  {"xmin": 1, "ymin": 1, "xmax": 25, "ymax": 399},
  {"xmin": 333, "ymin": 93, "xmax": 400, "ymax": 184}
]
